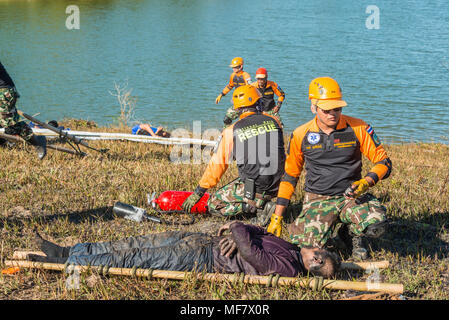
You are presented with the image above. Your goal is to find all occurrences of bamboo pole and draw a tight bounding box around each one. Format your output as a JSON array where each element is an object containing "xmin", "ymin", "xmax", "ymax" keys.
[
  {"xmin": 4, "ymin": 260, "xmax": 403, "ymax": 294},
  {"xmin": 340, "ymin": 260, "xmax": 389, "ymax": 270}
]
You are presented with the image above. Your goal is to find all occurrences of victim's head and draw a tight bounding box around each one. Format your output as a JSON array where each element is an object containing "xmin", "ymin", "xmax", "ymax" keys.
[{"xmin": 300, "ymin": 246, "xmax": 341, "ymax": 278}]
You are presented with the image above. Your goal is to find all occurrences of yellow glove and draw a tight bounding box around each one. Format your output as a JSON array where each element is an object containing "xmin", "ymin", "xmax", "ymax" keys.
[
  {"xmin": 267, "ymin": 214, "xmax": 283, "ymax": 237},
  {"xmin": 215, "ymin": 93, "xmax": 223, "ymax": 104},
  {"xmin": 345, "ymin": 178, "xmax": 371, "ymax": 198}
]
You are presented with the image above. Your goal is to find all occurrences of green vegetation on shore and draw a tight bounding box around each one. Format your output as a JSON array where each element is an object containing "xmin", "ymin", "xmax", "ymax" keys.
[{"xmin": 0, "ymin": 120, "xmax": 448, "ymax": 300}]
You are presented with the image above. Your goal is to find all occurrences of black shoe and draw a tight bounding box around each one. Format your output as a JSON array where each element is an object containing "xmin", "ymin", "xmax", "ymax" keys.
[
  {"xmin": 28, "ymin": 254, "xmax": 68, "ymax": 264},
  {"xmin": 27, "ymin": 135, "xmax": 47, "ymax": 160}
]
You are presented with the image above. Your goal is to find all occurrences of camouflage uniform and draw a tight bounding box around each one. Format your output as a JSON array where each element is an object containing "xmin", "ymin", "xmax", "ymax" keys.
[
  {"xmin": 0, "ymin": 87, "xmax": 33, "ymax": 141},
  {"xmin": 208, "ymin": 178, "xmax": 271, "ymax": 217},
  {"xmin": 223, "ymin": 106, "xmax": 238, "ymax": 127},
  {"xmin": 265, "ymin": 109, "xmax": 283, "ymax": 128},
  {"xmin": 287, "ymin": 192, "xmax": 386, "ymax": 247}
]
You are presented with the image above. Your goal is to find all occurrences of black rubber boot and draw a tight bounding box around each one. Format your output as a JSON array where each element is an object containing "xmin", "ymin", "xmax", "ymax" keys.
[
  {"xmin": 250, "ymin": 201, "xmax": 276, "ymax": 227},
  {"xmin": 34, "ymin": 231, "xmax": 71, "ymax": 258},
  {"xmin": 28, "ymin": 254, "xmax": 68, "ymax": 264},
  {"xmin": 324, "ymin": 223, "xmax": 350, "ymax": 255},
  {"xmin": 350, "ymin": 233, "xmax": 368, "ymax": 261},
  {"xmin": 27, "ymin": 135, "xmax": 47, "ymax": 160}
]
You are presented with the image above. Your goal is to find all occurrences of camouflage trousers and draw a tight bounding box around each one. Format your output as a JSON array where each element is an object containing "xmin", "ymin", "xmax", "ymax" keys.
[
  {"xmin": 287, "ymin": 192, "xmax": 386, "ymax": 247},
  {"xmin": 0, "ymin": 87, "xmax": 32, "ymax": 141},
  {"xmin": 207, "ymin": 178, "xmax": 269, "ymax": 217},
  {"xmin": 224, "ymin": 106, "xmax": 283, "ymax": 128}
]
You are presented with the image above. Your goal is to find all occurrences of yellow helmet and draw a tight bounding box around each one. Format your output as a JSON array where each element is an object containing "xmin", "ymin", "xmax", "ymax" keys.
[
  {"xmin": 232, "ymin": 84, "xmax": 262, "ymax": 109},
  {"xmin": 229, "ymin": 57, "xmax": 244, "ymax": 68},
  {"xmin": 308, "ymin": 77, "xmax": 347, "ymax": 110}
]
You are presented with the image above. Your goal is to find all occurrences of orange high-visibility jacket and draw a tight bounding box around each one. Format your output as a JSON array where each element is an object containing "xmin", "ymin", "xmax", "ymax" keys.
[
  {"xmin": 276, "ymin": 114, "xmax": 392, "ymax": 206},
  {"xmin": 197, "ymin": 112, "xmax": 285, "ymax": 195},
  {"xmin": 221, "ymin": 71, "xmax": 252, "ymax": 96}
]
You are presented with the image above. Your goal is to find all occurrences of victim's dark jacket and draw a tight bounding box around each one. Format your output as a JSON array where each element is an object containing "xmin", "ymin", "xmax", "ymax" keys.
[
  {"xmin": 213, "ymin": 222, "xmax": 304, "ymax": 276},
  {"xmin": 66, "ymin": 222, "xmax": 304, "ymax": 277}
]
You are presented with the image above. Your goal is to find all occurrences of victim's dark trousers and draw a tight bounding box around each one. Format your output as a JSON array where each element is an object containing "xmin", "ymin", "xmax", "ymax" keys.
[{"xmin": 66, "ymin": 231, "xmax": 215, "ymax": 272}]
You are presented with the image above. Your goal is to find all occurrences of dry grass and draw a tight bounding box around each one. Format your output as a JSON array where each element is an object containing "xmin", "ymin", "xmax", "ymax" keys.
[{"xmin": 0, "ymin": 121, "xmax": 448, "ymax": 300}]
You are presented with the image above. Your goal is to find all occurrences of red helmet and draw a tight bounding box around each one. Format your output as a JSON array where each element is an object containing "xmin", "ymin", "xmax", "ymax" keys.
[{"xmin": 255, "ymin": 67, "xmax": 267, "ymax": 79}]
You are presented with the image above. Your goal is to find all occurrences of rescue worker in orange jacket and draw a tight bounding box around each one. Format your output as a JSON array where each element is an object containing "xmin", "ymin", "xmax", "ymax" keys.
[
  {"xmin": 183, "ymin": 85, "xmax": 285, "ymax": 224},
  {"xmin": 215, "ymin": 57, "xmax": 252, "ymax": 104},
  {"xmin": 251, "ymin": 67, "xmax": 285, "ymax": 124},
  {"xmin": 266, "ymin": 77, "xmax": 392, "ymax": 260},
  {"xmin": 215, "ymin": 57, "xmax": 252, "ymax": 126}
]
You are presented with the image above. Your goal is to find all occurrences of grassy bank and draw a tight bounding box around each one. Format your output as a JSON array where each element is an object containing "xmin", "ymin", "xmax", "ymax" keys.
[{"xmin": 0, "ymin": 121, "xmax": 448, "ymax": 300}]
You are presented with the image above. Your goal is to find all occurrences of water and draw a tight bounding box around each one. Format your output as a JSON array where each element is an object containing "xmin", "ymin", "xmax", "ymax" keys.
[{"xmin": 1, "ymin": 0, "xmax": 448, "ymax": 143}]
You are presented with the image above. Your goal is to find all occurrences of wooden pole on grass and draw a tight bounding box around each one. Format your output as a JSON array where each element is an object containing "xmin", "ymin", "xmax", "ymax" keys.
[{"xmin": 4, "ymin": 259, "xmax": 403, "ymax": 294}]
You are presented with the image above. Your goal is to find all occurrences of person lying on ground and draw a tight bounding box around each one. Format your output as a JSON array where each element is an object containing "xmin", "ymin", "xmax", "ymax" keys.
[
  {"xmin": 31, "ymin": 221, "xmax": 340, "ymax": 278},
  {"xmin": 28, "ymin": 120, "xmax": 67, "ymax": 130},
  {"xmin": 132, "ymin": 123, "xmax": 171, "ymax": 137}
]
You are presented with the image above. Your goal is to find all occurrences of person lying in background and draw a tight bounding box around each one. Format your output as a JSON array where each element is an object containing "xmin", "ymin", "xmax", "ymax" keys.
[
  {"xmin": 28, "ymin": 120, "xmax": 67, "ymax": 131},
  {"xmin": 132, "ymin": 123, "xmax": 171, "ymax": 138},
  {"xmin": 31, "ymin": 221, "xmax": 340, "ymax": 279}
]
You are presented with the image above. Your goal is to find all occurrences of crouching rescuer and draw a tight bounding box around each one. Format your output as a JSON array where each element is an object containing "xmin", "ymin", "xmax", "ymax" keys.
[
  {"xmin": 0, "ymin": 61, "xmax": 46, "ymax": 159},
  {"xmin": 182, "ymin": 85, "xmax": 286, "ymax": 225},
  {"xmin": 266, "ymin": 77, "xmax": 392, "ymax": 260}
]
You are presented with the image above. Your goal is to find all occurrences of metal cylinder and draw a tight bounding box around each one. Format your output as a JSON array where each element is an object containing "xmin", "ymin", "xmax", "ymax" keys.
[{"xmin": 112, "ymin": 202, "xmax": 146, "ymax": 222}]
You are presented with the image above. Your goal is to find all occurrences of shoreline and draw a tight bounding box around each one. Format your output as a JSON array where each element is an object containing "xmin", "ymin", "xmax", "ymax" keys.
[{"xmin": 22, "ymin": 118, "xmax": 449, "ymax": 146}]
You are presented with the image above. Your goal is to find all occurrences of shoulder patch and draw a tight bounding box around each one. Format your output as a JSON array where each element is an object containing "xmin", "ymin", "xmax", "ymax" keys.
[{"xmin": 366, "ymin": 124, "xmax": 381, "ymax": 147}]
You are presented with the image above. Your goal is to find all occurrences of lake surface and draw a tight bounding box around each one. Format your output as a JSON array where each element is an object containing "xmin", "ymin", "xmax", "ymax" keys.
[{"xmin": 1, "ymin": 0, "xmax": 448, "ymax": 143}]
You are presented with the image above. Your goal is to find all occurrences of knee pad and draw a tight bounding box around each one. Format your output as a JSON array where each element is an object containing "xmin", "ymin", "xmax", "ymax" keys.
[
  {"xmin": 4, "ymin": 125, "xmax": 19, "ymax": 136},
  {"xmin": 223, "ymin": 116, "xmax": 232, "ymax": 125},
  {"xmin": 364, "ymin": 221, "xmax": 388, "ymax": 238},
  {"xmin": 242, "ymin": 203, "xmax": 257, "ymax": 215}
]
